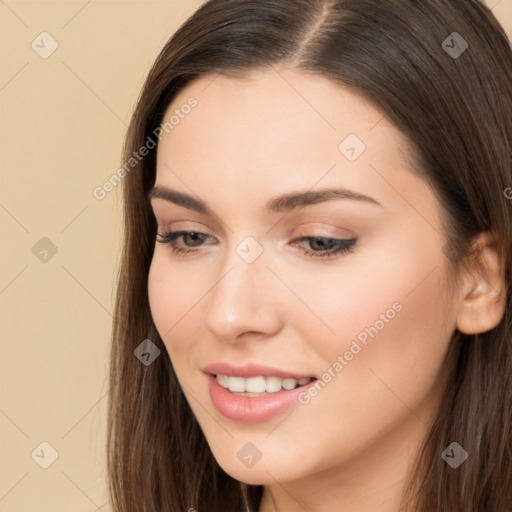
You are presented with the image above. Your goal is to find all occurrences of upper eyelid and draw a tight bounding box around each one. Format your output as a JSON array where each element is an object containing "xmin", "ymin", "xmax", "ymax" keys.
[
  {"xmin": 155, "ymin": 220, "xmax": 215, "ymax": 234},
  {"xmin": 150, "ymin": 202, "xmax": 228, "ymax": 234},
  {"xmin": 155, "ymin": 219, "xmax": 353, "ymax": 235}
]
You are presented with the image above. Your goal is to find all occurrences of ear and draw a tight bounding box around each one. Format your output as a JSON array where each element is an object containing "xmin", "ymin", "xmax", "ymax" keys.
[{"xmin": 456, "ymin": 231, "xmax": 507, "ymax": 335}]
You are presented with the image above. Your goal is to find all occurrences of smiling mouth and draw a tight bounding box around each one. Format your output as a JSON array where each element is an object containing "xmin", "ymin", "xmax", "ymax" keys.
[{"xmin": 213, "ymin": 373, "xmax": 317, "ymax": 396}]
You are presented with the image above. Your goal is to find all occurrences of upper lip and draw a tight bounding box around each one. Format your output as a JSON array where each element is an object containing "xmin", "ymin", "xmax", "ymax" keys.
[{"xmin": 203, "ymin": 362, "xmax": 316, "ymax": 380}]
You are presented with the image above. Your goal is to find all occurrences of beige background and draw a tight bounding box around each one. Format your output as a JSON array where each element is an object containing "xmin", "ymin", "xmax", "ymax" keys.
[{"xmin": 0, "ymin": 1, "xmax": 510, "ymax": 510}]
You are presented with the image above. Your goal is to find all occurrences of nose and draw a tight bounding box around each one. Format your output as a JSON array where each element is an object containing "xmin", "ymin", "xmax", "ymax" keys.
[{"xmin": 204, "ymin": 243, "xmax": 283, "ymax": 344}]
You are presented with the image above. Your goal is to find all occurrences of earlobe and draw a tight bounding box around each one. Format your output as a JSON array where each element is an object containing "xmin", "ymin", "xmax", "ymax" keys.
[{"xmin": 455, "ymin": 231, "xmax": 507, "ymax": 335}]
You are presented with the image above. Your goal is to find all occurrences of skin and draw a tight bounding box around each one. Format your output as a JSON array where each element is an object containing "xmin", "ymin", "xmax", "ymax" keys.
[{"xmin": 147, "ymin": 66, "xmax": 506, "ymax": 512}]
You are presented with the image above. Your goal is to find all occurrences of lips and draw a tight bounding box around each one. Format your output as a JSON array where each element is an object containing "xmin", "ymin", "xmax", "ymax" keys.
[
  {"xmin": 206, "ymin": 373, "xmax": 317, "ymax": 422},
  {"xmin": 202, "ymin": 362, "xmax": 318, "ymax": 422}
]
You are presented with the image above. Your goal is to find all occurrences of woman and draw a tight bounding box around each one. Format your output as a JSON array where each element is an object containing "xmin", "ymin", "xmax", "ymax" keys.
[{"xmin": 106, "ymin": 1, "xmax": 512, "ymax": 511}]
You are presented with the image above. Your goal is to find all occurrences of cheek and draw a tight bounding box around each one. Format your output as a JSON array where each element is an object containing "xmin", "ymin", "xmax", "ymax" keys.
[
  {"xmin": 302, "ymin": 247, "xmax": 456, "ymax": 430},
  {"xmin": 147, "ymin": 254, "xmax": 206, "ymax": 352}
]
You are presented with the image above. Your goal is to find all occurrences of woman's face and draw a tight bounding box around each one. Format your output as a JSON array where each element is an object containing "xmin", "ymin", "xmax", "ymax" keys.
[{"xmin": 147, "ymin": 67, "xmax": 461, "ymax": 491}]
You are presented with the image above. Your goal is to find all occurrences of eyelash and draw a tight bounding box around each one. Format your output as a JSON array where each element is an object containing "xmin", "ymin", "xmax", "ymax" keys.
[{"xmin": 156, "ymin": 230, "xmax": 357, "ymax": 259}]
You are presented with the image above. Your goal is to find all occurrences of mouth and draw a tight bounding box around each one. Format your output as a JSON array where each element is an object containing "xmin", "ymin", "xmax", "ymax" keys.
[
  {"xmin": 212, "ymin": 373, "xmax": 317, "ymax": 397},
  {"xmin": 206, "ymin": 372, "xmax": 318, "ymax": 422}
]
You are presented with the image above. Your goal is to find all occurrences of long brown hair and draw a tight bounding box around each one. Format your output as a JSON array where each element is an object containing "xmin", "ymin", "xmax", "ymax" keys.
[{"xmin": 106, "ymin": 1, "xmax": 512, "ymax": 510}]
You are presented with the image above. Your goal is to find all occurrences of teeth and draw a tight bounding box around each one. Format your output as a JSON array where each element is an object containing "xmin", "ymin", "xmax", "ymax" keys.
[
  {"xmin": 227, "ymin": 376, "xmax": 245, "ymax": 392},
  {"xmin": 215, "ymin": 374, "xmax": 313, "ymax": 393},
  {"xmin": 265, "ymin": 376, "xmax": 282, "ymax": 393},
  {"xmin": 245, "ymin": 376, "xmax": 266, "ymax": 393},
  {"xmin": 282, "ymin": 378, "xmax": 297, "ymax": 390},
  {"xmin": 216, "ymin": 374, "xmax": 229, "ymax": 387}
]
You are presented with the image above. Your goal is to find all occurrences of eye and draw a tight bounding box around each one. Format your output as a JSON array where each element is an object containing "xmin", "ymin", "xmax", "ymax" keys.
[
  {"xmin": 156, "ymin": 230, "xmax": 356, "ymax": 260},
  {"xmin": 156, "ymin": 230, "xmax": 215, "ymax": 256},
  {"xmin": 290, "ymin": 236, "xmax": 357, "ymax": 259}
]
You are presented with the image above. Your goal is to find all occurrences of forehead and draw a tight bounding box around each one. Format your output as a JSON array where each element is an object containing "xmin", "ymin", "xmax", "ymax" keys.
[
  {"xmin": 165, "ymin": 67, "xmax": 394, "ymax": 140},
  {"xmin": 158, "ymin": 67, "xmax": 412, "ymax": 167}
]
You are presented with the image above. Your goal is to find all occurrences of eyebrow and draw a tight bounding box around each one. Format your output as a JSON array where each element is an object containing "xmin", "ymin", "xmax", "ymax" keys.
[{"xmin": 146, "ymin": 185, "xmax": 383, "ymax": 215}]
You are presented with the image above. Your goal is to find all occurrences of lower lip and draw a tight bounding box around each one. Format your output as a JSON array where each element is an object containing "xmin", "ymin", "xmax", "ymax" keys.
[{"xmin": 207, "ymin": 373, "xmax": 317, "ymax": 423}]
